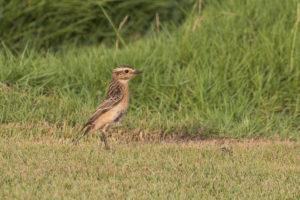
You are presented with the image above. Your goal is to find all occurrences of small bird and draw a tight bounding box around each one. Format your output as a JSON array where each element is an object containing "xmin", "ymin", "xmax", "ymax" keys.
[{"xmin": 73, "ymin": 65, "xmax": 142, "ymax": 149}]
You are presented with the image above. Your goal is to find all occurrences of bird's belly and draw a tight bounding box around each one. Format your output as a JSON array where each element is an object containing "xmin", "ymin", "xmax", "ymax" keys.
[
  {"xmin": 94, "ymin": 103, "xmax": 127, "ymax": 130},
  {"xmin": 107, "ymin": 106, "xmax": 124, "ymax": 123}
]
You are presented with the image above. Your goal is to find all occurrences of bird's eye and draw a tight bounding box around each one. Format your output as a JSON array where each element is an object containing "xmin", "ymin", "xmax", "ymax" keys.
[{"xmin": 125, "ymin": 70, "xmax": 129, "ymax": 73}]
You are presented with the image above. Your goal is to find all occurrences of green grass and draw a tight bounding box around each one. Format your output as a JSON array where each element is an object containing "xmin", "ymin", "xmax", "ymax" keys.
[
  {"xmin": 0, "ymin": 0, "xmax": 193, "ymax": 51},
  {"xmin": 1, "ymin": 0, "xmax": 300, "ymax": 140},
  {"xmin": 0, "ymin": 138, "xmax": 299, "ymax": 199}
]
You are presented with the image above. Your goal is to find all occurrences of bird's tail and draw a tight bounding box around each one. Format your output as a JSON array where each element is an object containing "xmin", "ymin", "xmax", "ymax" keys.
[
  {"xmin": 73, "ymin": 125, "xmax": 92, "ymax": 144},
  {"xmin": 82, "ymin": 125, "xmax": 92, "ymax": 135}
]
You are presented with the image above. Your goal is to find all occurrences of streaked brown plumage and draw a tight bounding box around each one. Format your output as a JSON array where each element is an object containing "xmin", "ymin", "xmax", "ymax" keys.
[{"xmin": 73, "ymin": 65, "xmax": 142, "ymax": 149}]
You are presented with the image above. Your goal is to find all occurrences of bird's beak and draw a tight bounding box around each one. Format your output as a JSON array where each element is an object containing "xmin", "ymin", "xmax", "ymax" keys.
[{"xmin": 133, "ymin": 70, "xmax": 143, "ymax": 74}]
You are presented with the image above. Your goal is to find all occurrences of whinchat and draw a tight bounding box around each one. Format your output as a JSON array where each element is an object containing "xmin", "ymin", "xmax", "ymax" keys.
[{"xmin": 73, "ymin": 65, "xmax": 142, "ymax": 149}]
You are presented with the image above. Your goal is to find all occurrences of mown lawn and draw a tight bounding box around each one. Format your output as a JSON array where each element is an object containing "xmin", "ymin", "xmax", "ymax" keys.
[{"xmin": 0, "ymin": 138, "xmax": 299, "ymax": 199}]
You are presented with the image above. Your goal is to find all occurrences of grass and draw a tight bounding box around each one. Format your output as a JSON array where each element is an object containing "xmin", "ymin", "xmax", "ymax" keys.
[
  {"xmin": 0, "ymin": 138, "xmax": 299, "ymax": 199},
  {"xmin": 1, "ymin": 0, "xmax": 300, "ymax": 140},
  {"xmin": 0, "ymin": 1, "xmax": 300, "ymax": 198},
  {"xmin": 0, "ymin": 0, "xmax": 193, "ymax": 51}
]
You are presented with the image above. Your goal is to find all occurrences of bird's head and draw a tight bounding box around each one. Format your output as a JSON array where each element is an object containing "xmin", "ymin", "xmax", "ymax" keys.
[{"xmin": 112, "ymin": 65, "xmax": 142, "ymax": 83}]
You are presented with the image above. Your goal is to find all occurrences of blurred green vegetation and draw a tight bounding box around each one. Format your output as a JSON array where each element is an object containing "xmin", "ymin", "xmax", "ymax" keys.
[
  {"xmin": 0, "ymin": 0, "xmax": 193, "ymax": 51},
  {"xmin": 0, "ymin": 0, "xmax": 299, "ymax": 139}
]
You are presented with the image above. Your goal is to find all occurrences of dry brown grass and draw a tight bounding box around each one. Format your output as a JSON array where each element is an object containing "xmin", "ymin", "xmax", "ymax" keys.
[
  {"xmin": 1, "ymin": 122, "xmax": 299, "ymax": 148},
  {"xmin": 1, "ymin": 136, "xmax": 299, "ymax": 199}
]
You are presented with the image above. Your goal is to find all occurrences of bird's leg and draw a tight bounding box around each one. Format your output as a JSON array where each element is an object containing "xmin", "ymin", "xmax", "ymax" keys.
[
  {"xmin": 101, "ymin": 124, "xmax": 110, "ymax": 150},
  {"xmin": 101, "ymin": 131, "xmax": 110, "ymax": 150}
]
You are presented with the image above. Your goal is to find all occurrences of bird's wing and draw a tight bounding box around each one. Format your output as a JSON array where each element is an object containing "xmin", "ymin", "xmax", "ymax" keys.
[{"xmin": 82, "ymin": 93, "xmax": 123, "ymax": 129}]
